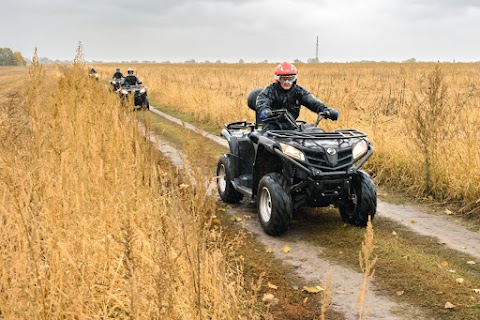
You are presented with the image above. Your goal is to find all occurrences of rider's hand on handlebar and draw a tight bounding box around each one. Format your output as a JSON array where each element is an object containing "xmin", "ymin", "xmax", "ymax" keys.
[
  {"xmin": 260, "ymin": 108, "xmax": 273, "ymax": 120},
  {"xmin": 325, "ymin": 107, "xmax": 339, "ymax": 121}
]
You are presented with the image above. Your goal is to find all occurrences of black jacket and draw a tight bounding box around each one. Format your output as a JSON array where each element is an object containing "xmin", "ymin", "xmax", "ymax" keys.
[
  {"xmin": 112, "ymin": 72, "xmax": 124, "ymax": 79},
  {"xmin": 123, "ymin": 75, "xmax": 140, "ymax": 86},
  {"xmin": 256, "ymin": 83, "xmax": 328, "ymax": 130}
]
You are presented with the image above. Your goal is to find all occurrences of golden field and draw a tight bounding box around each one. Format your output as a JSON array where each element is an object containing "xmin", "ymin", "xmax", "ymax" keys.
[
  {"xmin": 0, "ymin": 58, "xmax": 269, "ymax": 319},
  {"xmin": 94, "ymin": 62, "xmax": 480, "ymax": 215},
  {"xmin": 1, "ymin": 55, "xmax": 480, "ymax": 319}
]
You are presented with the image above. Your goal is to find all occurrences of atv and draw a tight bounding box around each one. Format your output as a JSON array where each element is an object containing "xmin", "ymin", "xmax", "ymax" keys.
[
  {"xmin": 110, "ymin": 77, "xmax": 123, "ymax": 91},
  {"xmin": 88, "ymin": 72, "xmax": 99, "ymax": 81},
  {"xmin": 216, "ymin": 88, "xmax": 377, "ymax": 236},
  {"xmin": 118, "ymin": 84, "xmax": 149, "ymax": 110}
]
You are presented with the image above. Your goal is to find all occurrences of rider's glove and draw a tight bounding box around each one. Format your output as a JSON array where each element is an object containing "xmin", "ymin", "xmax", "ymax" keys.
[
  {"xmin": 260, "ymin": 108, "xmax": 273, "ymax": 120},
  {"xmin": 325, "ymin": 108, "xmax": 339, "ymax": 121}
]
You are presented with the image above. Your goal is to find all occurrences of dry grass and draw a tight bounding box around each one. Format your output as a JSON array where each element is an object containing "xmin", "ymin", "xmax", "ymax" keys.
[
  {"xmin": 320, "ymin": 272, "xmax": 332, "ymax": 320},
  {"xmin": 357, "ymin": 219, "xmax": 377, "ymax": 320},
  {"xmin": 0, "ymin": 57, "xmax": 268, "ymax": 319},
  {"xmin": 94, "ymin": 62, "xmax": 480, "ymax": 216},
  {"xmin": 5, "ymin": 57, "xmax": 479, "ymax": 319}
]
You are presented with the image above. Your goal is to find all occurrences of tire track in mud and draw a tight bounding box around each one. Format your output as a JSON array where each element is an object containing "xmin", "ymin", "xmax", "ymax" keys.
[
  {"xmin": 377, "ymin": 202, "xmax": 480, "ymax": 260},
  {"xmin": 227, "ymin": 202, "xmax": 425, "ymax": 320}
]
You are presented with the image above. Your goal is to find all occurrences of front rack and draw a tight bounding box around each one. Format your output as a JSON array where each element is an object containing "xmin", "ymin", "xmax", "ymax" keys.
[
  {"xmin": 226, "ymin": 121, "xmax": 256, "ymax": 131},
  {"xmin": 266, "ymin": 129, "xmax": 367, "ymax": 140}
]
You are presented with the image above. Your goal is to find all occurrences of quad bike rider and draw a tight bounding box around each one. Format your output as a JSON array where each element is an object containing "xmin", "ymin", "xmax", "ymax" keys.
[
  {"xmin": 118, "ymin": 68, "xmax": 149, "ymax": 110},
  {"xmin": 110, "ymin": 68, "xmax": 124, "ymax": 91},
  {"xmin": 216, "ymin": 62, "xmax": 377, "ymax": 236},
  {"xmin": 88, "ymin": 67, "xmax": 99, "ymax": 81}
]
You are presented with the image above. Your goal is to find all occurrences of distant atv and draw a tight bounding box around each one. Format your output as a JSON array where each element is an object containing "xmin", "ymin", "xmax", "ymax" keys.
[
  {"xmin": 216, "ymin": 88, "xmax": 377, "ymax": 236},
  {"xmin": 88, "ymin": 72, "xmax": 99, "ymax": 81},
  {"xmin": 110, "ymin": 78, "xmax": 123, "ymax": 91},
  {"xmin": 118, "ymin": 84, "xmax": 149, "ymax": 110}
]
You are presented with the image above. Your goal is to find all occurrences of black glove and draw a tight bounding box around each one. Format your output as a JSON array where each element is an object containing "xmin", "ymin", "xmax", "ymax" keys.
[
  {"xmin": 260, "ymin": 108, "xmax": 273, "ymax": 120},
  {"xmin": 325, "ymin": 108, "xmax": 339, "ymax": 121}
]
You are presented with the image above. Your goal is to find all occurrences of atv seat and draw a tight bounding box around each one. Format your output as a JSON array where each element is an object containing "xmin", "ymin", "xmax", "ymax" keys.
[{"xmin": 247, "ymin": 88, "xmax": 263, "ymax": 126}]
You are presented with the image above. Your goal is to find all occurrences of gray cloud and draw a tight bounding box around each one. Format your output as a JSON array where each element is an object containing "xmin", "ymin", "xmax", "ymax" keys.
[{"xmin": 2, "ymin": 0, "xmax": 480, "ymax": 62}]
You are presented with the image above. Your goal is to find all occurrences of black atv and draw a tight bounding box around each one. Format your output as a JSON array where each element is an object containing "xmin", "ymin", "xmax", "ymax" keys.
[
  {"xmin": 216, "ymin": 89, "xmax": 377, "ymax": 236},
  {"xmin": 118, "ymin": 84, "xmax": 149, "ymax": 110},
  {"xmin": 110, "ymin": 77, "xmax": 123, "ymax": 91}
]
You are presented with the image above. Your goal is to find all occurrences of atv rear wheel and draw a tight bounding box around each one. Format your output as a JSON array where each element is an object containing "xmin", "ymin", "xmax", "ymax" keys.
[
  {"xmin": 143, "ymin": 96, "xmax": 150, "ymax": 110},
  {"xmin": 217, "ymin": 155, "xmax": 243, "ymax": 203},
  {"xmin": 257, "ymin": 173, "xmax": 292, "ymax": 236},
  {"xmin": 339, "ymin": 170, "xmax": 377, "ymax": 227}
]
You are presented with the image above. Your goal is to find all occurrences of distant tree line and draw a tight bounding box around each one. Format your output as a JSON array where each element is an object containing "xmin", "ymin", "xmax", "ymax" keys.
[{"xmin": 0, "ymin": 48, "xmax": 26, "ymax": 66}]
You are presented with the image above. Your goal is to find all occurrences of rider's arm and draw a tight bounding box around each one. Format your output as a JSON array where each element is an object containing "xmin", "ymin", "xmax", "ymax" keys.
[
  {"xmin": 297, "ymin": 86, "xmax": 328, "ymax": 113},
  {"xmin": 256, "ymin": 85, "xmax": 274, "ymax": 114},
  {"xmin": 298, "ymin": 86, "xmax": 338, "ymax": 120}
]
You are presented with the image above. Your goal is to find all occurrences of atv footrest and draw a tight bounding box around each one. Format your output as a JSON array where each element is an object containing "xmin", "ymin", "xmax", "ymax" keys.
[
  {"xmin": 238, "ymin": 174, "xmax": 252, "ymax": 188},
  {"xmin": 231, "ymin": 181, "xmax": 253, "ymax": 198}
]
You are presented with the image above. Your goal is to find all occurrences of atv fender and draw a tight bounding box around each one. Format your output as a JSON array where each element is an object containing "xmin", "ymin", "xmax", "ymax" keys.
[
  {"xmin": 252, "ymin": 143, "xmax": 283, "ymax": 196},
  {"xmin": 222, "ymin": 153, "xmax": 236, "ymax": 181}
]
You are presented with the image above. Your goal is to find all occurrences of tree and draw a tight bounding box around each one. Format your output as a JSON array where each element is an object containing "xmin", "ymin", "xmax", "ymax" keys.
[
  {"xmin": 0, "ymin": 48, "xmax": 25, "ymax": 66},
  {"xmin": 239, "ymin": 59, "xmax": 244, "ymax": 64},
  {"xmin": 12, "ymin": 51, "xmax": 26, "ymax": 65},
  {"xmin": 0, "ymin": 48, "xmax": 15, "ymax": 66}
]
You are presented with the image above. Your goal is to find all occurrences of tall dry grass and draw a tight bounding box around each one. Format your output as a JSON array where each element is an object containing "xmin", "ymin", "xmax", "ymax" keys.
[
  {"xmin": 0, "ymin": 53, "xmax": 266, "ymax": 319},
  {"xmin": 357, "ymin": 219, "xmax": 377, "ymax": 320},
  {"xmin": 95, "ymin": 62, "xmax": 480, "ymax": 214}
]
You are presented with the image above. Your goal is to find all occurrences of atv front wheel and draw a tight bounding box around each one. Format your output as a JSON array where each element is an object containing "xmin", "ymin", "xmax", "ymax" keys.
[
  {"xmin": 217, "ymin": 155, "xmax": 243, "ymax": 203},
  {"xmin": 257, "ymin": 173, "xmax": 292, "ymax": 236},
  {"xmin": 339, "ymin": 170, "xmax": 377, "ymax": 227}
]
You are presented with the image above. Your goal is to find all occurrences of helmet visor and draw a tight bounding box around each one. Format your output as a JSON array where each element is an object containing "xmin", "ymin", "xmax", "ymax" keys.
[{"xmin": 275, "ymin": 74, "xmax": 297, "ymax": 85}]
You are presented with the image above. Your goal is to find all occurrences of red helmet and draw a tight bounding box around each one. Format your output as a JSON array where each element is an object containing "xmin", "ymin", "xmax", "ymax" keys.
[{"xmin": 274, "ymin": 62, "xmax": 298, "ymax": 83}]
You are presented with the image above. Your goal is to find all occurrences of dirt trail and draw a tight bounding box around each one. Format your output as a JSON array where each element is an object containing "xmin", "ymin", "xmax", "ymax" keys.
[
  {"xmin": 377, "ymin": 201, "xmax": 480, "ymax": 260},
  {"xmin": 145, "ymin": 108, "xmax": 480, "ymax": 319},
  {"xmin": 229, "ymin": 202, "xmax": 426, "ymax": 320}
]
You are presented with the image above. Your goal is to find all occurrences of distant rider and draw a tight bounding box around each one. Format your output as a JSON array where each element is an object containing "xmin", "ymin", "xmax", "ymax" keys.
[
  {"xmin": 122, "ymin": 68, "xmax": 142, "ymax": 86},
  {"xmin": 89, "ymin": 67, "xmax": 97, "ymax": 74},
  {"xmin": 256, "ymin": 62, "xmax": 339, "ymax": 131},
  {"xmin": 112, "ymin": 68, "xmax": 124, "ymax": 79}
]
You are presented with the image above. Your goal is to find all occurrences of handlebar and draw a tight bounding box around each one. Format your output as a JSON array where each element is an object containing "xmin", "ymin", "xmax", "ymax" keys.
[{"xmin": 263, "ymin": 109, "xmax": 328, "ymax": 129}]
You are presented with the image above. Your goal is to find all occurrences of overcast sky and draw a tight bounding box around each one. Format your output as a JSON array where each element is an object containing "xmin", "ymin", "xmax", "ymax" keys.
[{"xmin": 2, "ymin": 0, "xmax": 480, "ymax": 63}]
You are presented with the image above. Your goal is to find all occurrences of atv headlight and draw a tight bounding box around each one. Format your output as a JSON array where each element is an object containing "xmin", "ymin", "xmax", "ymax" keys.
[
  {"xmin": 121, "ymin": 89, "xmax": 128, "ymax": 95},
  {"xmin": 352, "ymin": 140, "xmax": 368, "ymax": 160},
  {"xmin": 280, "ymin": 143, "xmax": 305, "ymax": 161},
  {"xmin": 140, "ymin": 87, "xmax": 146, "ymax": 94}
]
